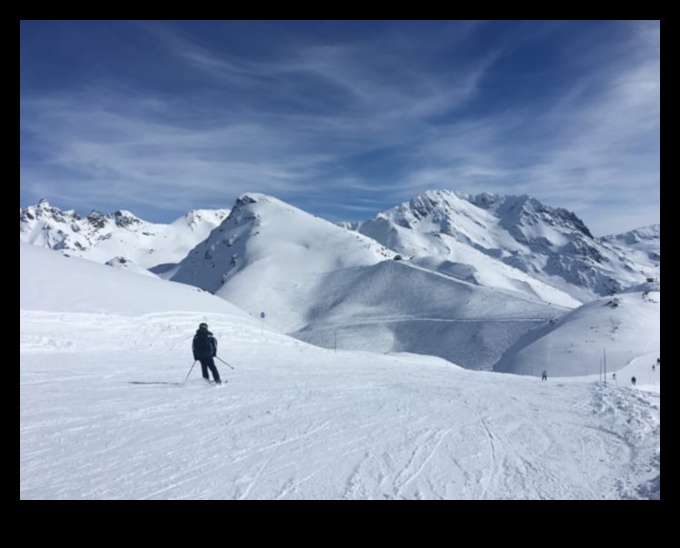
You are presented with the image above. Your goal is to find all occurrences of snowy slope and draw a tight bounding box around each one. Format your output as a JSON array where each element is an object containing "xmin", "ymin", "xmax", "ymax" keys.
[
  {"xmin": 20, "ymin": 242, "xmax": 255, "ymax": 319},
  {"xmin": 495, "ymin": 286, "xmax": 660, "ymax": 377},
  {"xmin": 172, "ymin": 194, "xmax": 566, "ymax": 369},
  {"xmin": 601, "ymin": 224, "xmax": 661, "ymax": 279},
  {"xmin": 19, "ymin": 192, "xmax": 660, "ymax": 371},
  {"xmin": 347, "ymin": 190, "xmax": 659, "ymax": 302},
  {"xmin": 20, "ymin": 199, "xmax": 230, "ymax": 271},
  {"xmin": 292, "ymin": 260, "xmax": 564, "ymax": 370},
  {"xmin": 172, "ymin": 193, "xmax": 398, "ymax": 331},
  {"xmin": 20, "ymin": 236, "xmax": 661, "ymax": 500}
]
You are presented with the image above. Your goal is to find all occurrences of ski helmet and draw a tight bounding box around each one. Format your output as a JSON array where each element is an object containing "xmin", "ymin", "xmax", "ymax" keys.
[{"xmin": 199, "ymin": 322, "xmax": 208, "ymax": 329}]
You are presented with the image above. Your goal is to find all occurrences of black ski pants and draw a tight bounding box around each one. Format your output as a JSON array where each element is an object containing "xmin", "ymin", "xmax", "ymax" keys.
[{"xmin": 199, "ymin": 357, "xmax": 221, "ymax": 383}]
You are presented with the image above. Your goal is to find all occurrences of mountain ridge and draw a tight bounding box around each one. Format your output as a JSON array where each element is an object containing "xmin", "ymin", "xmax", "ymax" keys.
[
  {"xmin": 20, "ymin": 198, "xmax": 230, "ymax": 270},
  {"xmin": 344, "ymin": 189, "xmax": 659, "ymax": 302},
  {"xmin": 20, "ymin": 190, "xmax": 659, "ymax": 371}
]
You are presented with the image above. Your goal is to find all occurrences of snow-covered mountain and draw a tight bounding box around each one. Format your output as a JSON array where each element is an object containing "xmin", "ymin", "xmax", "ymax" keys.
[
  {"xmin": 172, "ymin": 193, "xmax": 398, "ymax": 332},
  {"xmin": 19, "ymin": 198, "xmax": 230, "ymax": 271},
  {"xmin": 20, "ymin": 191, "xmax": 659, "ymax": 371},
  {"xmin": 600, "ymin": 224, "xmax": 661, "ymax": 279},
  {"xmin": 171, "ymin": 193, "xmax": 568, "ymax": 370},
  {"xmin": 19, "ymin": 240, "xmax": 661, "ymax": 500},
  {"xmin": 344, "ymin": 190, "xmax": 660, "ymax": 303},
  {"xmin": 495, "ymin": 283, "xmax": 660, "ymax": 377}
]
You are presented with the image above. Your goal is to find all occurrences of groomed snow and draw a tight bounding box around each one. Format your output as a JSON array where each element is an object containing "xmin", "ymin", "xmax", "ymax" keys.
[{"xmin": 20, "ymin": 243, "xmax": 660, "ymax": 499}]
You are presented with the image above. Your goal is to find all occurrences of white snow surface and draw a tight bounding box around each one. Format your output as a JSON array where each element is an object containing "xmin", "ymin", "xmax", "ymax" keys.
[
  {"xmin": 19, "ymin": 199, "xmax": 230, "ymax": 271},
  {"xmin": 172, "ymin": 193, "xmax": 398, "ymax": 332},
  {"xmin": 21, "ymin": 193, "xmax": 659, "ymax": 371},
  {"xmin": 171, "ymin": 194, "xmax": 572, "ymax": 370},
  {"xmin": 20, "ymin": 242, "xmax": 660, "ymax": 500},
  {"xmin": 494, "ymin": 290, "xmax": 660, "ymax": 377},
  {"xmin": 348, "ymin": 190, "xmax": 659, "ymax": 302}
]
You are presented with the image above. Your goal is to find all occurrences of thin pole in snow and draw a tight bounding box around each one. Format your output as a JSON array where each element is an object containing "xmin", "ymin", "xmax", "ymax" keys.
[
  {"xmin": 599, "ymin": 358, "xmax": 604, "ymax": 384},
  {"xmin": 215, "ymin": 355, "xmax": 235, "ymax": 370},
  {"xmin": 183, "ymin": 361, "xmax": 197, "ymax": 384}
]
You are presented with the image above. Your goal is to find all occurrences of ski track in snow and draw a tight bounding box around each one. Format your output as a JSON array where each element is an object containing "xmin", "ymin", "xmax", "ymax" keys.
[{"xmin": 20, "ymin": 310, "xmax": 660, "ymax": 500}]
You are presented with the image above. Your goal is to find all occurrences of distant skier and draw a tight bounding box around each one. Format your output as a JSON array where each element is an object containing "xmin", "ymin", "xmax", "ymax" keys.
[
  {"xmin": 612, "ymin": 372, "xmax": 617, "ymax": 381},
  {"xmin": 631, "ymin": 376, "xmax": 637, "ymax": 386},
  {"xmin": 192, "ymin": 323, "xmax": 221, "ymax": 384},
  {"xmin": 541, "ymin": 370, "xmax": 548, "ymax": 381},
  {"xmin": 657, "ymin": 357, "xmax": 660, "ymax": 367}
]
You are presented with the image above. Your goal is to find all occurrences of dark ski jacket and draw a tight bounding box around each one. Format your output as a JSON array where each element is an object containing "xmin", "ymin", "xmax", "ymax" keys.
[{"xmin": 192, "ymin": 327, "xmax": 217, "ymax": 360}]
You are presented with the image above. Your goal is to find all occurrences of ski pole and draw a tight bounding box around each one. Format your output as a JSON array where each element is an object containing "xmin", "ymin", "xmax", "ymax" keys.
[
  {"xmin": 215, "ymin": 355, "xmax": 235, "ymax": 369},
  {"xmin": 183, "ymin": 360, "xmax": 197, "ymax": 383}
]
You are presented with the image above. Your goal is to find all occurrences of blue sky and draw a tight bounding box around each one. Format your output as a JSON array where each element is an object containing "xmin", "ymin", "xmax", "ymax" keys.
[{"xmin": 20, "ymin": 20, "xmax": 660, "ymax": 236}]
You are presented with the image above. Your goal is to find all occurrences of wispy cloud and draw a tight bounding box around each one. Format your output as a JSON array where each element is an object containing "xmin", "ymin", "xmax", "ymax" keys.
[
  {"xmin": 393, "ymin": 21, "xmax": 660, "ymax": 234},
  {"xmin": 21, "ymin": 22, "xmax": 491, "ymax": 214},
  {"xmin": 20, "ymin": 95, "xmax": 323, "ymax": 210},
  {"xmin": 20, "ymin": 21, "xmax": 659, "ymax": 234}
]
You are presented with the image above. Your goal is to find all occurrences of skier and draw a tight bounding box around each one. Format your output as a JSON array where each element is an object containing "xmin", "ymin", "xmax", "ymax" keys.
[
  {"xmin": 541, "ymin": 370, "xmax": 548, "ymax": 381},
  {"xmin": 192, "ymin": 322, "xmax": 221, "ymax": 384},
  {"xmin": 631, "ymin": 376, "xmax": 636, "ymax": 386}
]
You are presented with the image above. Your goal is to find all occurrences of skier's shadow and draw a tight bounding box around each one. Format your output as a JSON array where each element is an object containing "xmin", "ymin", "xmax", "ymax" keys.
[{"xmin": 129, "ymin": 381, "xmax": 182, "ymax": 386}]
